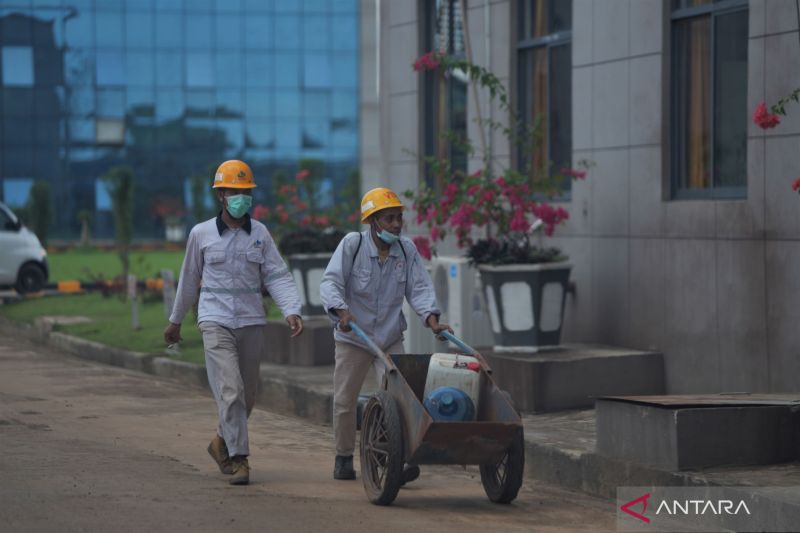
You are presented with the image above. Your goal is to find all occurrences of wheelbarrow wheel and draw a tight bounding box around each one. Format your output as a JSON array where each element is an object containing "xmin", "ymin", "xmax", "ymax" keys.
[
  {"xmin": 480, "ymin": 427, "xmax": 524, "ymax": 504},
  {"xmin": 360, "ymin": 391, "xmax": 404, "ymax": 506}
]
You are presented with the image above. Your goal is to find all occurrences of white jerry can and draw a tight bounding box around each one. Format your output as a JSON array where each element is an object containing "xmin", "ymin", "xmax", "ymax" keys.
[{"xmin": 423, "ymin": 353, "xmax": 482, "ymax": 418}]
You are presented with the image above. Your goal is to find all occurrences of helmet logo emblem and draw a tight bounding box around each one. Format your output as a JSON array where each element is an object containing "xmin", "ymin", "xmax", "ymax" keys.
[{"xmin": 237, "ymin": 170, "xmax": 246, "ymax": 178}]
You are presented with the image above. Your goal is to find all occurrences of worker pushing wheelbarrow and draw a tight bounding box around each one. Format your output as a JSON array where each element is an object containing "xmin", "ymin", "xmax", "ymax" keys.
[{"xmin": 351, "ymin": 322, "xmax": 525, "ymax": 506}]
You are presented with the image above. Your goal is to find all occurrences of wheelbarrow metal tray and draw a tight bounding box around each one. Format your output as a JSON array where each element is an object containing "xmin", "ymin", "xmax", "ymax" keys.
[{"xmin": 387, "ymin": 354, "xmax": 522, "ymax": 465}]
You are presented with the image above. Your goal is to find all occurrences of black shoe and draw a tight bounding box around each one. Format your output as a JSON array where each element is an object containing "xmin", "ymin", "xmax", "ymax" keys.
[
  {"xmin": 334, "ymin": 455, "xmax": 356, "ymax": 480},
  {"xmin": 400, "ymin": 464, "xmax": 420, "ymax": 486}
]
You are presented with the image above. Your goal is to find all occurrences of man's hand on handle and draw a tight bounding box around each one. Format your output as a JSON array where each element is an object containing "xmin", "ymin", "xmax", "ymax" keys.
[
  {"xmin": 426, "ymin": 314, "xmax": 453, "ymax": 339},
  {"xmin": 335, "ymin": 309, "xmax": 354, "ymax": 332}
]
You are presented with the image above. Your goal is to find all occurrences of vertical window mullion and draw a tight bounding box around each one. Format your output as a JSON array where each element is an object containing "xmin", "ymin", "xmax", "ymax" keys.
[{"xmin": 709, "ymin": 10, "xmax": 716, "ymax": 193}]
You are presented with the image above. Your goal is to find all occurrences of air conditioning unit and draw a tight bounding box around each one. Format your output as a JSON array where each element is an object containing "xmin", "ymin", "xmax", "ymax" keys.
[
  {"xmin": 429, "ymin": 256, "xmax": 494, "ymax": 349},
  {"xmin": 402, "ymin": 299, "xmax": 439, "ymax": 354}
]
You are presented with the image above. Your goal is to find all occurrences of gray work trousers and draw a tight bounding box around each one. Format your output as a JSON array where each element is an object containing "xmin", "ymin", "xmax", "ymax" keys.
[
  {"xmin": 199, "ymin": 321, "xmax": 264, "ymax": 457},
  {"xmin": 333, "ymin": 339, "xmax": 404, "ymax": 456}
]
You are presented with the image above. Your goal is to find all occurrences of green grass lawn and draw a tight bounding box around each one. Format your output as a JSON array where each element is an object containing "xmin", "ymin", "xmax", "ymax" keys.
[
  {"xmin": 47, "ymin": 249, "xmax": 186, "ymax": 282},
  {"xmin": 0, "ymin": 292, "xmax": 284, "ymax": 366}
]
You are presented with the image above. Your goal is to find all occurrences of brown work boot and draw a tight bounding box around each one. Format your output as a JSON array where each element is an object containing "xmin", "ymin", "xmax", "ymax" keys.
[
  {"xmin": 229, "ymin": 456, "xmax": 250, "ymax": 485},
  {"xmin": 207, "ymin": 435, "xmax": 233, "ymax": 475}
]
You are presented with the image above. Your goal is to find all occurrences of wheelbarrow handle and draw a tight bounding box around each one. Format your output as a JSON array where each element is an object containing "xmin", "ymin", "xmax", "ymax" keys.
[
  {"xmin": 438, "ymin": 330, "xmax": 493, "ymax": 374},
  {"xmin": 348, "ymin": 322, "xmax": 397, "ymax": 374}
]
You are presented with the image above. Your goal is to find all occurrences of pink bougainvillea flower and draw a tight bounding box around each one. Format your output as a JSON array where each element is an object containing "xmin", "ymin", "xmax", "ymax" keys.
[
  {"xmin": 295, "ymin": 169, "xmax": 310, "ymax": 181},
  {"xmin": 560, "ymin": 166, "xmax": 587, "ymax": 179},
  {"xmin": 413, "ymin": 52, "xmax": 440, "ymax": 72},
  {"xmin": 252, "ymin": 204, "xmax": 270, "ymax": 221},
  {"xmin": 470, "ymin": 169, "xmax": 482, "ymax": 178},
  {"xmin": 753, "ymin": 102, "xmax": 781, "ymax": 129},
  {"xmin": 792, "ymin": 177, "xmax": 800, "ymax": 193},
  {"xmin": 430, "ymin": 225, "xmax": 441, "ymax": 242},
  {"xmin": 413, "ymin": 235, "xmax": 432, "ymax": 260},
  {"xmin": 510, "ymin": 207, "xmax": 531, "ymax": 233},
  {"xmin": 495, "ymin": 176, "xmax": 507, "ymax": 188},
  {"xmin": 467, "ymin": 184, "xmax": 481, "ymax": 196}
]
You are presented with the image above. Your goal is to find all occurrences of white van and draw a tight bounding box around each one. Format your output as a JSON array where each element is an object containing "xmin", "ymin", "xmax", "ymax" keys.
[{"xmin": 0, "ymin": 201, "xmax": 49, "ymax": 294}]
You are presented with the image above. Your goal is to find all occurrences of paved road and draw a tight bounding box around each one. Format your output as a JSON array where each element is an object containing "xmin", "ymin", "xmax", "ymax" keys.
[{"xmin": 0, "ymin": 335, "xmax": 615, "ymax": 532}]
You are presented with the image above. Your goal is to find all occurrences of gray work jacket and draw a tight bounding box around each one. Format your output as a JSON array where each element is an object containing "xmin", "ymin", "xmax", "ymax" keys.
[{"xmin": 319, "ymin": 230, "xmax": 440, "ymax": 351}]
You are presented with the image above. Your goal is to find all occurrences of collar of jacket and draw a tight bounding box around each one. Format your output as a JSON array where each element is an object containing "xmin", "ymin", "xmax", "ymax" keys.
[
  {"xmin": 364, "ymin": 230, "xmax": 402, "ymax": 258},
  {"xmin": 216, "ymin": 211, "xmax": 252, "ymax": 236}
]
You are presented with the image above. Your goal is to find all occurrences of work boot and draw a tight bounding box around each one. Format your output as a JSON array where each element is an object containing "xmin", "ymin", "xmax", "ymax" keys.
[
  {"xmin": 207, "ymin": 434, "xmax": 233, "ymax": 475},
  {"xmin": 400, "ymin": 464, "xmax": 420, "ymax": 486},
  {"xmin": 229, "ymin": 456, "xmax": 250, "ymax": 485},
  {"xmin": 333, "ymin": 455, "xmax": 356, "ymax": 480}
]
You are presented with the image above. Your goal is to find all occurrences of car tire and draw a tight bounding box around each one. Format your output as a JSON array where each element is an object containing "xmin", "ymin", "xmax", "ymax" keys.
[{"xmin": 15, "ymin": 262, "xmax": 46, "ymax": 294}]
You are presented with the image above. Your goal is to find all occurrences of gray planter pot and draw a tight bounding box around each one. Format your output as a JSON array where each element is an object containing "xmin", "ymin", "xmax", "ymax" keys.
[
  {"xmin": 287, "ymin": 252, "xmax": 333, "ymax": 317},
  {"xmin": 478, "ymin": 262, "xmax": 572, "ymax": 351}
]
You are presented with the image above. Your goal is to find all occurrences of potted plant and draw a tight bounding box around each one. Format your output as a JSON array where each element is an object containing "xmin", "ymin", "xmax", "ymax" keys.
[
  {"xmin": 252, "ymin": 162, "xmax": 360, "ymax": 317},
  {"xmin": 153, "ymin": 197, "xmax": 186, "ymax": 243},
  {"xmin": 406, "ymin": 52, "xmax": 591, "ymax": 351}
]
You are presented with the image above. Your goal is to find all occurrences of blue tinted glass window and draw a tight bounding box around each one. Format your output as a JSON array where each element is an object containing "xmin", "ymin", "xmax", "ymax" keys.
[
  {"xmin": 218, "ymin": 119, "xmax": 245, "ymax": 154},
  {"xmin": 96, "ymin": 51, "xmax": 125, "ymax": 85},
  {"xmin": 245, "ymin": 89, "xmax": 273, "ymax": 117},
  {"xmin": 157, "ymin": 0, "xmax": 183, "ymax": 10},
  {"xmin": 246, "ymin": 121, "xmax": 274, "ymax": 148},
  {"xmin": 69, "ymin": 118, "xmax": 95, "ymax": 143},
  {"xmin": 331, "ymin": 90, "xmax": 356, "ymax": 119},
  {"xmin": 95, "ymin": 178, "xmax": 112, "ymax": 210},
  {"xmin": 126, "ymin": 12, "xmax": 154, "ymax": 48},
  {"xmin": 332, "ymin": 55, "xmax": 356, "ymax": 88},
  {"xmin": 304, "ymin": 16, "xmax": 329, "ymax": 50},
  {"xmin": 303, "ymin": 53, "xmax": 331, "ymax": 88},
  {"xmin": 274, "ymin": 0, "xmax": 299, "ymax": 12},
  {"xmin": 302, "ymin": 117, "xmax": 328, "ymax": 148},
  {"xmin": 245, "ymin": 16, "xmax": 273, "ymax": 49},
  {"xmin": 186, "ymin": 14, "xmax": 213, "ymax": 48},
  {"xmin": 331, "ymin": 0, "xmax": 356, "ymax": 13},
  {"xmin": 186, "ymin": 53, "xmax": 214, "ymax": 87},
  {"xmin": 274, "ymin": 120, "xmax": 300, "ymax": 148},
  {"xmin": 95, "ymin": 0, "xmax": 124, "ymax": 9},
  {"xmin": 34, "ymin": 46, "xmax": 63, "ymax": 86},
  {"xmin": 215, "ymin": 15, "xmax": 243, "ymax": 49},
  {"xmin": 191, "ymin": 0, "xmax": 214, "ymax": 10},
  {"xmin": 34, "ymin": 87, "xmax": 63, "ymax": 116},
  {"xmin": 156, "ymin": 52, "xmax": 183, "ymax": 86},
  {"xmin": 33, "ymin": 13, "xmax": 63, "ymax": 49},
  {"xmin": 3, "ymin": 88, "xmax": 33, "ymax": 116},
  {"xmin": 156, "ymin": 89, "xmax": 184, "ymax": 121},
  {"xmin": 3, "ymin": 117, "xmax": 34, "ymax": 146},
  {"xmin": 332, "ymin": 124, "xmax": 357, "ymax": 148},
  {"xmin": 126, "ymin": 0, "xmax": 155, "ymax": 10},
  {"xmin": 2, "ymin": 47, "xmax": 34, "ymax": 87},
  {"xmin": 216, "ymin": 0, "xmax": 243, "ymax": 12},
  {"xmin": 274, "ymin": 53, "xmax": 300, "ymax": 87},
  {"xmin": 2, "ymin": 178, "xmax": 33, "ymax": 208},
  {"xmin": 304, "ymin": 0, "xmax": 328, "ymax": 13},
  {"xmin": 95, "ymin": 11, "xmax": 124, "ymax": 47},
  {"xmin": 69, "ymin": 87, "xmax": 95, "ymax": 116},
  {"xmin": 275, "ymin": 91, "xmax": 300, "ymax": 116},
  {"xmin": 216, "ymin": 52, "xmax": 243, "ymax": 86},
  {"xmin": 97, "ymin": 88, "xmax": 125, "ymax": 118},
  {"xmin": 64, "ymin": 49, "xmax": 94, "ymax": 86},
  {"xmin": 332, "ymin": 16, "xmax": 357, "ymax": 50},
  {"xmin": 185, "ymin": 117, "xmax": 217, "ymax": 147},
  {"xmin": 304, "ymin": 91, "xmax": 329, "ymax": 117},
  {"xmin": 245, "ymin": 54, "xmax": 272, "ymax": 87},
  {"xmin": 64, "ymin": 11, "xmax": 93, "ymax": 47},
  {"xmin": 186, "ymin": 89, "xmax": 214, "ymax": 115},
  {"xmin": 216, "ymin": 89, "xmax": 244, "ymax": 115},
  {"xmin": 156, "ymin": 14, "xmax": 183, "ymax": 47},
  {"xmin": 247, "ymin": 0, "xmax": 274, "ymax": 11},
  {"xmin": 127, "ymin": 87, "xmax": 156, "ymax": 116},
  {"xmin": 3, "ymin": 150, "xmax": 34, "ymax": 177},
  {"xmin": 126, "ymin": 52, "xmax": 154, "ymax": 86},
  {"xmin": 275, "ymin": 15, "xmax": 300, "ymax": 49}
]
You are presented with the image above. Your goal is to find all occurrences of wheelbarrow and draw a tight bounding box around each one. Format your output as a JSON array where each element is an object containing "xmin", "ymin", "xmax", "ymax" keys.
[{"xmin": 349, "ymin": 322, "xmax": 525, "ymax": 506}]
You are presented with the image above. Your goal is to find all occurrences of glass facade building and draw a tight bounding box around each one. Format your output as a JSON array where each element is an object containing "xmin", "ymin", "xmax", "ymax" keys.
[{"xmin": 0, "ymin": 0, "xmax": 360, "ymax": 239}]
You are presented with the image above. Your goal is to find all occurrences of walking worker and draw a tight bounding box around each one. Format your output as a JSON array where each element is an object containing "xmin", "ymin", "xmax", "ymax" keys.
[
  {"xmin": 164, "ymin": 159, "xmax": 304, "ymax": 486},
  {"xmin": 320, "ymin": 187, "xmax": 452, "ymax": 481}
]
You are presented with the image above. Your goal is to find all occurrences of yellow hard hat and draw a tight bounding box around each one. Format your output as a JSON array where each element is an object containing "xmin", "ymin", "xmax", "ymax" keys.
[
  {"xmin": 212, "ymin": 160, "xmax": 256, "ymax": 189},
  {"xmin": 360, "ymin": 187, "xmax": 404, "ymax": 222}
]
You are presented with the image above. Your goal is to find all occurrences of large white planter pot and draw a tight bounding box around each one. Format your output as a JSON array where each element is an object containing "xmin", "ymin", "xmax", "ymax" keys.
[
  {"xmin": 287, "ymin": 252, "xmax": 333, "ymax": 317},
  {"xmin": 478, "ymin": 262, "xmax": 572, "ymax": 351}
]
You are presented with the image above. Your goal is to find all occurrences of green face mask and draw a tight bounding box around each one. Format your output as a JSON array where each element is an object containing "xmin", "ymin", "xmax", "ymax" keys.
[{"xmin": 225, "ymin": 194, "xmax": 252, "ymax": 219}]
